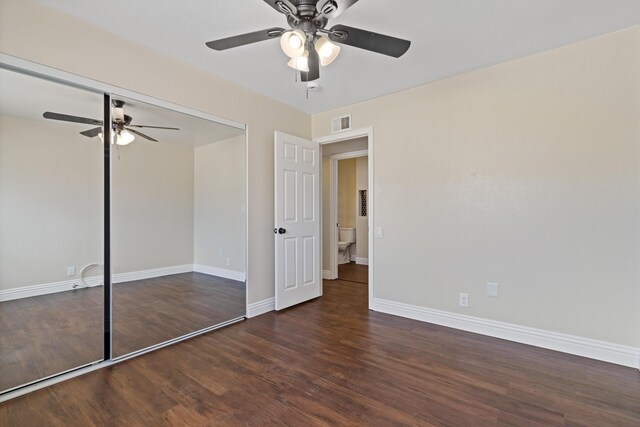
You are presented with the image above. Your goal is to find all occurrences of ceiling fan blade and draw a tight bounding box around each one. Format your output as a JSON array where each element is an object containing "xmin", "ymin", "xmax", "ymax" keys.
[
  {"xmin": 206, "ymin": 27, "xmax": 286, "ymax": 51},
  {"xmin": 79, "ymin": 127, "xmax": 102, "ymax": 138},
  {"xmin": 126, "ymin": 128, "xmax": 158, "ymax": 142},
  {"xmin": 317, "ymin": 0, "xmax": 360, "ymax": 19},
  {"xmin": 43, "ymin": 112, "xmax": 103, "ymax": 126},
  {"xmin": 328, "ymin": 24, "xmax": 411, "ymax": 58},
  {"xmin": 128, "ymin": 124, "xmax": 180, "ymax": 130},
  {"xmin": 262, "ymin": 0, "xmax": 297, "ymax": 15},
  {"xmin": 301, "ymin": 48, "xmax": 320, "ymax": 82}
]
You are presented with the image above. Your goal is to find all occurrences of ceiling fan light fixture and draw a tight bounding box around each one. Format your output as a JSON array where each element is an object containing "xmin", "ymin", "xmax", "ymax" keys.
[
  {"xmin": 280, "ymin": 29, "xmax": 306, "ymax": 58},
  {"xmin": 116, "ymin": 129, "xmax": 135, "ymax": 146},
  {"xmin": 287, "ymin": 51, "xmax": 309, "ymax": 72},
  {"xmin": 315, "ymin": 36, "xmax": 340, "ymax": 66},
  {"xmin": 100, "ymin": 129, "xmax": 135, "ymax": 145}
]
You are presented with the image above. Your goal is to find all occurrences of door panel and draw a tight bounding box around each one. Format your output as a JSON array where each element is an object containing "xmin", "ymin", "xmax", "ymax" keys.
[
  {"xmin": 302, "ymin": 235, "xmax": 315, "ymax": 285},
  {"xmin": 275, "ymin": 132, "xmax": 321, "ymax": 310},
  {"xmin": 302, "ymin": 172, "xmax": 315, "ymax": 221}
]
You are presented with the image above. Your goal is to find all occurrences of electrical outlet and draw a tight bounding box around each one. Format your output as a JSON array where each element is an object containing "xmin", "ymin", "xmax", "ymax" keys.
[
  {"xmin": 487, "ymin": 282, "xmax": 498, "ymax": 297},
  {"xmin": 375, "ymin": 226, "xmax": 384, "ymax": 238},
  {"xmin": 459, "ymin": 293, "xmax": 469, "ymax": 307},
  {"xmin": 226, "ymin": 257, "xmax": 231, "ymax": 266},
  {"xmin": 67, "ymin": 266, "xmax": 76, "ymax": 276}
]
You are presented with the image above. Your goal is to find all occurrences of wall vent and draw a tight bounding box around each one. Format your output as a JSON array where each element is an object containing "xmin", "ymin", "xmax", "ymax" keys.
[{"xmin": 331, "ymin": 114, "xmax": 351, "ymax": 133}]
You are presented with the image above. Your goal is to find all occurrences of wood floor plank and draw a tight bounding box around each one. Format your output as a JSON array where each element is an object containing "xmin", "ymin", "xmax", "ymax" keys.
[
  {"xmin": 1, "ymin": 265, "xmax": 638, "ymax": 425},
  {"xmin": 338, "ymin": 262, "xmax": 368, "ymax": 283}
]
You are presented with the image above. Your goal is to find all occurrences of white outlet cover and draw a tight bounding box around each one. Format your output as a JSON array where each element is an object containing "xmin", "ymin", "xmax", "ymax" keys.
[
  {"xmin": 375, "ymin": 226, "xmax": 384, "ymax": 238},
  {"xmin": 458, "ymin": 292, "xmax": 469, "ymax": 307},
  {"xmin": 487, "ymin": 282, "xmax": 499, "ymax": 297},
  {"xmin": 67, "ymin": 266, "xmax": 76, "ymax": 276}
]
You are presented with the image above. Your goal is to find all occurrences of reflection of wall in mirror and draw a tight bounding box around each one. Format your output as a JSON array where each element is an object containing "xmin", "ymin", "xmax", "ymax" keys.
[
  {"xmin": 0, "ymin": 114, "xmax": 103, "ymax": 291},
  {"xmin": 111, "ymin": 132, "xmax": 194, "ymax": 274},
  {"xmin": 0, "ymin": 114, "xmax": 246, "ymax": 297},
  {"xmin": 194, "ymin": 134, "xmax": 246, "ymax": 274}
]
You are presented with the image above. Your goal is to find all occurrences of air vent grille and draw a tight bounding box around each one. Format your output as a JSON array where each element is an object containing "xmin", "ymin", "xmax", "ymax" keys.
[{"xmin": 331, "ymin": 114, "xmax": 351, "ymax": 133}]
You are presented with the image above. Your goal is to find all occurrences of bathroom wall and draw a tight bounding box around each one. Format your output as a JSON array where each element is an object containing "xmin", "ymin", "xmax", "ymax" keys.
[
  {"xmin": 338, "ymin": 159, "xmax": 357, "ymax": 228},
  {"xmin": 355, "ymin": 156, "xmax": 368, "ymax": 263},
  {"xmin": 338, "ymin": 158, "xmax": 357, "ymax": 260}
]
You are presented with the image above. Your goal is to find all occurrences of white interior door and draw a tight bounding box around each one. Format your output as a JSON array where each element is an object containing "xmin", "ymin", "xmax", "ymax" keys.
[{"xmin": 274, "ymin": 131, "xmax": 321, "ymax": 310}]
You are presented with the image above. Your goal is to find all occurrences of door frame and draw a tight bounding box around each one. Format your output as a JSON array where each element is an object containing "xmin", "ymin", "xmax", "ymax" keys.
[
  {"xmin": 315, "ymin": 128, "xmax": 374, "ymax": 310},
  {"xmin": 328, "ymin": 149, "xmax": 369, "ymax": 279}
]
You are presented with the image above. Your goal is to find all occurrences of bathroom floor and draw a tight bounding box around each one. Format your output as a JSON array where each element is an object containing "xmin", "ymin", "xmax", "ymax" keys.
[{"xmin": 338, "ymin": 262, "xmax": 368, "ymax": 284}]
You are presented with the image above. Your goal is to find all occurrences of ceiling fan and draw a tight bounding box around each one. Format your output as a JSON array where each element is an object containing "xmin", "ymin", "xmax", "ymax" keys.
[
  {"xmin": 43, "ymin": 100, "xmax": 179, "ymax": 146},
  {"xmin": 205, "ymin": 0, "xmax": 411, "ymax": 82}
]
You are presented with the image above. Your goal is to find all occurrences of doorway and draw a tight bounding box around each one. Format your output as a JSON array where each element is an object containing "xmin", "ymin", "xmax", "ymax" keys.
[
  {"xmin": 331, "ymin": 151, "xmax": 368, "ymax": 284},
  {"xmin": 316, "ymin": 128, "xmax": 374, "ymax": 309}
]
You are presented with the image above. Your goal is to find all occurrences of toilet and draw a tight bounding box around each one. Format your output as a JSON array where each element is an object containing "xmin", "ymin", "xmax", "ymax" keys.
[{"xmin": 338, "ymin": 227, "xmax": 356, "ymax": 264}]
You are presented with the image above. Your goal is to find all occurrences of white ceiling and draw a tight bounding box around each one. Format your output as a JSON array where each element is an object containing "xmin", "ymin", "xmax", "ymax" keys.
[{"xmin": 37, "ymin": 0, "xmax": 640, "ymax": 114}]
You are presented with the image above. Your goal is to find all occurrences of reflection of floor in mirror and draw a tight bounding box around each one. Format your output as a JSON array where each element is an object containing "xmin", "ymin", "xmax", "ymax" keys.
[
  {"xmin": 338, "ymin": 262, "xmax": 368, "ymax": 284},
  {"xmin": 0, "ymin": 272, "xmax": 245, "ymax": 392}
]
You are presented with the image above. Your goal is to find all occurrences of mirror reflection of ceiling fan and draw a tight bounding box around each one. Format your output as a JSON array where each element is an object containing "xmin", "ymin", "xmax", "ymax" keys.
[
  {"xmin": 43, "ymin": 100, "xmax": 179, "ymax": 145},
  {"xmin": 206, "ymin": 0, "xmax": 411, "ymax": 82}
]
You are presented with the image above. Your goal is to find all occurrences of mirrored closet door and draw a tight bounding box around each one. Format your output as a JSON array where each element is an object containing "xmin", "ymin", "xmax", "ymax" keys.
[
  {"xmin": 0, "ymin": 62, "xmax": 248, "ymax": 395},
  {"xmin": 110, "ymin": 95, "xmax": 247, "ymax": 358},
  {"xmin": 0, "ymin": 68, "xmax": 104, "ymax": 392}
]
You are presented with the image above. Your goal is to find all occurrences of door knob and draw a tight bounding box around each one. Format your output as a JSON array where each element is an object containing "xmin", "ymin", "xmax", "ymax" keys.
[{"xmin": 278, "ymin": 228, "xmax": 286, "ymax": 234}]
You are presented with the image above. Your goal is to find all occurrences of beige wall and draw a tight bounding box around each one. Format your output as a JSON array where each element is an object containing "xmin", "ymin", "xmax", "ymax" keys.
[
  {"xmin": 111, "ymin": 138, "xmax": 195, "ymax": 274},
  {"xmin": 0, "ymin": 115, "xmax": 102, "ymax": 289},
  {"xmin": 0, "ymin": 0, "xmax": 311, "ymax": 303},
  {"xmin": 194, "ymin": 135, "xmax": 246, "ymax": 272},
  {"xmin": 313, "ymin": 27, "xmax": 640, "ymax": 347},
  {"xmin": 338, "ymin": 158, "xmax": 356, "ymax": 229},
  {"xmin": 0, "ymin": 113, "xmax": 198, "ymax": 290},
  {"xmin": 355, "ymin": 156, "xmax": 368, "ymax": 260}
]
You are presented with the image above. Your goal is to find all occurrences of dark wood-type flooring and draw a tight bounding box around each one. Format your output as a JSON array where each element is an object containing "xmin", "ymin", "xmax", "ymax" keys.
[
  {"xmin": 1, "ymin": 277, "xmax": 639, "ymax": 425},
  {"xmin": 338, "ymin": 261, "xmax": 368, "ymax": 284},
  {"xmin": 0, "ymin": 273, "xmax": 245, "ymax": 392}
]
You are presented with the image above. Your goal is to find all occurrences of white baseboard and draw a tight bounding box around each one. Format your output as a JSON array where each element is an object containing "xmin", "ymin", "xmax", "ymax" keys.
[
  {"xmin": 372, "ymin": 298, "xmax": 640, "ymax": 369},
  {"xmin": 0, "ymin": 264, "xmax": 244, "ymax": 302},
  {"xmin": 322, "ymin": 270, "xmax": 332, "ymax": 280},
  {"xmin": 355, "ymin": 257, "xmax": 369, "ymax": 265},
  {"xmin": 193, "ymin": 264, "xmax": 245, "ymax": 282},
  {"xmin": 113, "ymin": 264, "xmax": 193, "ymax": 284},
  {"xmin": 0, "ymin": 279, "xmax": 77, "ymax": 302},
  {"xmin": 247, "ymin": 297, "xmax": 275, "ymax": 318}
]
